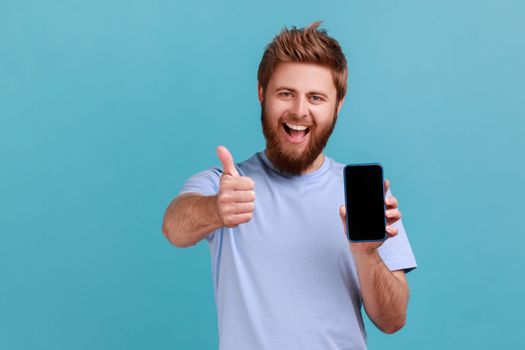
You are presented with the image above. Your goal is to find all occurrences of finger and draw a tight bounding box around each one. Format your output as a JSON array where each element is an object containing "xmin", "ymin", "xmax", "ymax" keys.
[
  {"xmin": 384, "ymin": 178, "xmax": 390, "ymax": 195},
  {"xmin": 385, "ymin": 208, "xmax": 401, "ymax": 220},
  {"xmin": 234, "ymin": 176, "xmax": 255, "ymax": 190},
  {"xmin": 221, "ymin": 176, "xmax": 255, "ymax": 191},
  {"xmin": 339, "ymin": 205, "xmax": 347, "ymax": 232},
  {"xmin": 217, "ymin": 145, "xmax": 239, "ymax": 177},
  {"xmin": 222, "ymin": 212, "xmax": 253, "ymax": 227},
  {"xmin": 230, "ymin": 190, "xmax": 256, "ymax": 203},
  {"xmin": 386, "ymin": 225, "xmax": 398, "ymax": 238},
  {"xmin": 385, "ymin": 196, "xmax": 398, "ymax": 209},
  {"xmin": 339, "ymin": 205, "xmax": 346, "ymax": 220},
  {"xmin": 231, "ymin": 202, "xmax": 255, "ymax": 214},
  {"xmin": 232, "ymin": 212, "xmax": 253, "ymax": 224}
]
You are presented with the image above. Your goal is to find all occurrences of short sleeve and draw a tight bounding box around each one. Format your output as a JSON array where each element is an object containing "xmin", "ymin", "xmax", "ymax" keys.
[
  {"xmin": 179, "ymin": 167, "xmax": 222, "ymax": 196},
  {"xmin": 378, "ymin": 188, "xmax": 418, "ymax": 273},
  {"xmin": 178, "ymin": 167, "xmax": 223, "ymax": 241}
]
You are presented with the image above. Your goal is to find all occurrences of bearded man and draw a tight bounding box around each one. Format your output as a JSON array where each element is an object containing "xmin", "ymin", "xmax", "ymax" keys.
[{"xmin": 162, "ymin": 21, "xmax": 417, "ymax": 350}]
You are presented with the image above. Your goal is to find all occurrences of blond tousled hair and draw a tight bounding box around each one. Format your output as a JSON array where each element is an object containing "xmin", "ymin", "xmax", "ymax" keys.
[{"xmin": 257, "ymin": 21, "xmax": 348, "ymax": 104}]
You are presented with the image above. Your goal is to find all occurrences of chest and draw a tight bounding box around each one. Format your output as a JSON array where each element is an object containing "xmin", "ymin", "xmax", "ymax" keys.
[{"xmin": 230, "ymin": 180, "xmax": 349, "ymax": 262}]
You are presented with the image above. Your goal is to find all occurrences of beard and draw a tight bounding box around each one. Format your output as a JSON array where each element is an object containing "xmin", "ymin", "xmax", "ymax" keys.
[{"xmin": 260, "ymin": 101, "xmax": 338, "ymax": 176}]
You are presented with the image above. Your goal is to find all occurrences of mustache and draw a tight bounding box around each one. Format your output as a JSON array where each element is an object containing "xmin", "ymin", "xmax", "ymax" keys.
[{"xmin": 281, "ymin": 119, "xmax": 314, "ymax": 127}]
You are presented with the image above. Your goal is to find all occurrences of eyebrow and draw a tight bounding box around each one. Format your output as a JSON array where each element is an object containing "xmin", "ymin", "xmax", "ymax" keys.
[{"xmin": 274, "ymin": 86, "xmax": 329, "ymax": 98}]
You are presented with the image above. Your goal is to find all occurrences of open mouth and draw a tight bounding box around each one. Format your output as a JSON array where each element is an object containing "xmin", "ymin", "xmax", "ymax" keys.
[{"xmin": 282, "ymin": 122, "xmax": 311, "ymax": 144}]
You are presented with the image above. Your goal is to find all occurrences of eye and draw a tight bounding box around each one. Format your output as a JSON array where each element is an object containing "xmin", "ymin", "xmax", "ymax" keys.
[
  {"xmin": 279, "ymin": 91, "xmax": 292, "ymax": 97},
  {"xmin": 310, "ymin": 95, "xmax": 324, "ymax": 103}
]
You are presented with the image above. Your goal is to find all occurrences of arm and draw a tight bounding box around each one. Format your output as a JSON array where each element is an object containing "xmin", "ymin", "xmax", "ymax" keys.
[
  {"xmin": 339, "ymin": 179, "xmax": 412, "ymax": 333},
  {"xmin": 353, "ymin": 250, "xmax": 409, "ymax": 333},
  {"xmin": 162, "ymin": 192, "xmax": 222, "ymax": 248},
  {"xmin": 162, "ymin": 146, "xmax": 256, "ymax": 248}
]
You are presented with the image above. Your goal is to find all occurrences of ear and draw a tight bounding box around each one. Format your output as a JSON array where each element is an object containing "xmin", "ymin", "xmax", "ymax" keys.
[
  {"xmin": 257, "ymin": 82, "xmax": 264, "ymax": 104},
  {"xmin": 336, "ymin": 96, "xmax": 345, "ymax": 114}
]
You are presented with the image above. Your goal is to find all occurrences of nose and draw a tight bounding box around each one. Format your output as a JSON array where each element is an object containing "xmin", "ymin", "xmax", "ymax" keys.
[{"xmin": 291, "ymin": 95, "xmax": 308, "ymax": 118}]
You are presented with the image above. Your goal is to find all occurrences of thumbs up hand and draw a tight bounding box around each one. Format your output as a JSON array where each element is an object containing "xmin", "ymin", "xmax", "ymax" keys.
[{"xmin": 216, "ymin": 146, "xmax": 256, "ymax": 228}]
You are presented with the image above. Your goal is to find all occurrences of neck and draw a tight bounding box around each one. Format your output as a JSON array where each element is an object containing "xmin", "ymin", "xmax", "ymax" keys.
[{"xmin": 302, "ymin": 152, "xmax": 325, "ymax": 174}]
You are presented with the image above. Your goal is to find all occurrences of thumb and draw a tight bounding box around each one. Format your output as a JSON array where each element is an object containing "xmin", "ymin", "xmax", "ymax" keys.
[
  {"xmin": 339, "ymin": 205, "xmax": 346, "ymax": 222},
  {"xmin": 339, "ymin": 205, "xmax": 348, "ymax": 237},
  {"xmin": 217, "ymin": 145, "xmax": 239, "ymax": 177}
]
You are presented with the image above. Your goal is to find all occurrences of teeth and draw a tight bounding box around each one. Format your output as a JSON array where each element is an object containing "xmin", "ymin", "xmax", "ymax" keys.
[{"xmin": 285, "ymin": 123, "xmax": 308, "ymax": 131}]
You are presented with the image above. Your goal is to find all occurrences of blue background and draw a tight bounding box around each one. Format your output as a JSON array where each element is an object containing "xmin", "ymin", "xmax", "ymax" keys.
[{"xmin": 1, "ymin": 0, "xmax": 524, "ymax": 348}]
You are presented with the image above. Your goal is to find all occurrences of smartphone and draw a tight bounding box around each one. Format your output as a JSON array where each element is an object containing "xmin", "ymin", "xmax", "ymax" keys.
[{"xmin": 343, "ymin": 163, "xmax": 387, "ymax": 242}]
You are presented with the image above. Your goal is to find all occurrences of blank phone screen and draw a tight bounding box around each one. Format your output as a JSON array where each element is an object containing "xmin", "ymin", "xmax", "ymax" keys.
[{"xmin": 344, "ymin": 164, "xmax": 386, "ymax": 241}]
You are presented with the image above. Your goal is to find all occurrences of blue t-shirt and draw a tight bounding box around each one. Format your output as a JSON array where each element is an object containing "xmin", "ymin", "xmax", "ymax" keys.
[{"xmin": 179, "ymin": 150, "xmax": 417, "ymax": 350}]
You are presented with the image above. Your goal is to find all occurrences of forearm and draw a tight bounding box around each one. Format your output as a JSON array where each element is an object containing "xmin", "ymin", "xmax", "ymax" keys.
[
  {"xmin": 162, "ymin": 193, "xmax": 223, "ymax": 247},
  {"xmin": 353, "ymin": 250, "xmax": 409, "ymax": 333}
]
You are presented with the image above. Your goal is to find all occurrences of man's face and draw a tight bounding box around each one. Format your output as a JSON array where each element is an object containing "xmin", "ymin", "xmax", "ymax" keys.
[{"xmin": 259, "ymin": 62, "xmax": 344, "ymax": 176}]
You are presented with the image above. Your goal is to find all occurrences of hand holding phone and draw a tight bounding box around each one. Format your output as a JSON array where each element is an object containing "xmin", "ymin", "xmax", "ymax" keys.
[{"xmin": 340, "ymin": 164, "xmax": 402, "ymax": 250}]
